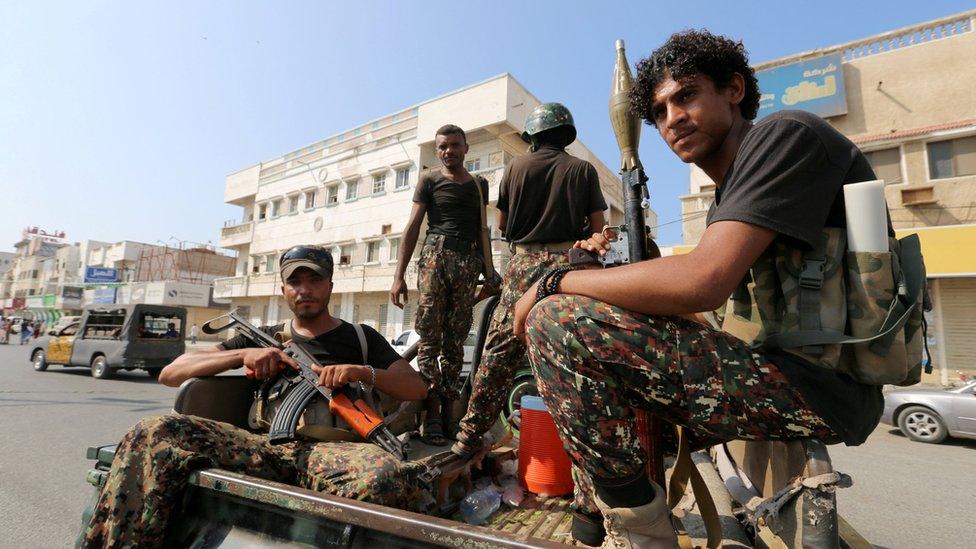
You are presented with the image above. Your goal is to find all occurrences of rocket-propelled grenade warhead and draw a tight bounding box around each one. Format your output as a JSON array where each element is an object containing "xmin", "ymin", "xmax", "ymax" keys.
[{"xmin": 609, "ymin": 39, "xmax": 643, "ymax": 173}]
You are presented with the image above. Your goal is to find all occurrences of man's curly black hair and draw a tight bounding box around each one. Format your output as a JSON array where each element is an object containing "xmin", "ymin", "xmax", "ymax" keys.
[{"xmin": 631, "ymin": 30, "xmax": 760, "ymax": 126}]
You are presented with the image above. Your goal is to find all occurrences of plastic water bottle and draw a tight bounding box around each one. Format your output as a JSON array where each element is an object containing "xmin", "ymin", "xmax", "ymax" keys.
[{"xmin": 460, "ymin": 487, "xmax": 501, "ymax": 525}]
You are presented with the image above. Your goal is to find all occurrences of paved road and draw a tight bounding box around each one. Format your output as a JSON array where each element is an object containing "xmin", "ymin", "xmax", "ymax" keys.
[
  {"xmin": 0, "ymin": 342, "xmax": 973, "ymax": 547},
  {"xmin": 0, "ymin": 343, "xmax": 176, "ymax": 548}
]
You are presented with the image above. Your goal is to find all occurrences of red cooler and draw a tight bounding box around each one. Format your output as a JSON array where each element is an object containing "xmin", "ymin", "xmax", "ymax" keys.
[{"xmin": 518, "ymin": 395, "xmax": 573, "ymax": 496}]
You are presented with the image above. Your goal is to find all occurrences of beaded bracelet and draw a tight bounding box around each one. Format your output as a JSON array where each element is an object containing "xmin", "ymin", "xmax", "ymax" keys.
[
  {"xmin": 363, "ymin": 364, "xmax": 376, "ymax": 388},
  {"xmin": 535, "ymin": 266, "xmax": 575, "ymax": 303}
]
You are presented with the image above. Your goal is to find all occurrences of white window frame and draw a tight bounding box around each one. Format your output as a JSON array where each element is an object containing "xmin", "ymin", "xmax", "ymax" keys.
[
  {"xmin": 395, "ymin": 167, "xmax": 410, "ymax": 190},
  {"xmin": 257, "ymin": 203, "xmax": 268, "ymax": 221},
  {"xmin": 304, "ymin": 189, "xmax": 317, "ymax": 210},
  {"xmin": 339, "ymin": 244, "xmax": 353, "ymax": 266},
  {"xmin": 326, "ymin": 184, "xmax": 340, "ymax": 205},
  {"xmin": 345, "ymin": 179, "xmax": 359, "ymax": 201},
  {"xmin": 365, "ymin": 240, "xmax": 380, "ymax": 264},
  {"xmin": 388, "ymin": 237, "xmax": 400, "ymax": 261},
  {"xmin": 372, "ymin": 173, "xmax": 387, "ymax": 195},
  {"xmin": 270, "ymin": 199, "xmax": 282, "ymax": 218},
  {"xmin": 264, "ymin": 254, "xmax": 276, "ymax": 273},
  {"xmin": 287, "ymin": 194, "xmax": 300, "ymax": 214},
  {"xmin": 465, "ymin": 158, "xmax": 481, "ymax": 172}
]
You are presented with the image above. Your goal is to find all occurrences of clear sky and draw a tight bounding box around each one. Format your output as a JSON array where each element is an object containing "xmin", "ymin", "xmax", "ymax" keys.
[{"xmin": 1, "ymin": 1, "xmax": 971, "ymax": 252}]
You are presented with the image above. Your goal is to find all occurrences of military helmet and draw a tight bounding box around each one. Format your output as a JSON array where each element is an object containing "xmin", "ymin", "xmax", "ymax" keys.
[{"xmin": 521, "ymin": 102, "xmax": 577, "ymax": 144}]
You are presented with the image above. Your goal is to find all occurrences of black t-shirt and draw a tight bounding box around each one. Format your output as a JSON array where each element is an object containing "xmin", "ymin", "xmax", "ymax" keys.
[
  {"xmin": 413, "ymin": 171, "xmax": 488, "ymax": 242},
  {"xmin": 709, "ymin": 110, "xmax": 884, "ymax": 446},
  {"xmin": 497, "ymin": 145, "xmax": 608, "ymax": 244},
  {"xmin": 218, "ymin": 320, "xmax": 402, "ymax": 371}
]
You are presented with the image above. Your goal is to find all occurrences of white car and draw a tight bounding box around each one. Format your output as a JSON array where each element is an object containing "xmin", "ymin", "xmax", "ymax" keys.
[{"xmin": 391, "ymin": 329, "xmax": 476, "ymax": 368}]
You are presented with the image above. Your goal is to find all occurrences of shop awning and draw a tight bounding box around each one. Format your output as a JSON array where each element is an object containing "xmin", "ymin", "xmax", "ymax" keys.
[{"xmin": 896, "ymin": 224, "xmax": 976, "ymax": 278}]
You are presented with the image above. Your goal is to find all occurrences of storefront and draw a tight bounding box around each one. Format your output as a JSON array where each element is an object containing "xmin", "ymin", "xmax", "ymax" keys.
[
  {"xmin": 25, "ymin": 294, "xmax": 59, "ymax": 324},
  {"xmin": 896, "ymin": 224, "xmax": 976, "ymax": 385}
]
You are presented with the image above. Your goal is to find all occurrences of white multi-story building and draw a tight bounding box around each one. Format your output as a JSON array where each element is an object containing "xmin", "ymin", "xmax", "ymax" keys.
[{"xmin": 215, "ymin": 74, "xmax": 657, "ymax": 337}]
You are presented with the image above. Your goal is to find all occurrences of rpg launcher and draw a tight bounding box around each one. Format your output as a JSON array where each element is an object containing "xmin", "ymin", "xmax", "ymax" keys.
[
  {"xmin": 569, "ymin": 39, "xmax": 660, "ymax": 268},
  {"xmin": 202, "ymin": 310, "xmax": 408, "ymax": 461}
]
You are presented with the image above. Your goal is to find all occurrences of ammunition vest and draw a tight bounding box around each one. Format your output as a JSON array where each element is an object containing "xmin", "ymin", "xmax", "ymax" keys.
[
  {"xmin": 248, "ymin": 322, "xmax": 413, "ymax": 441},
  {"xmin": 725, "ymin": 228, "xmax": 929, "ymax": 386}
]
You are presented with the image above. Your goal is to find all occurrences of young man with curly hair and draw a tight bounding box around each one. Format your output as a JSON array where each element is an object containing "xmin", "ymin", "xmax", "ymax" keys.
[{"xmin": 513, "ymin": 30, "xmax": 884, "ymax": 547}]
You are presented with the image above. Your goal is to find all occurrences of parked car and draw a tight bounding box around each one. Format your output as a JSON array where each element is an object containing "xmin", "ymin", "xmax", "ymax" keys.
[
  {"xmin": 29, "ymin": 304, "xmax": 186, "ymax": 379},
  {"xmin": 881, "ymin": 380, "xmax": 976, "ymax": 443},
  {"xmin": 391, "ymin": 329, "xmax": 476, "ymax": 366}
]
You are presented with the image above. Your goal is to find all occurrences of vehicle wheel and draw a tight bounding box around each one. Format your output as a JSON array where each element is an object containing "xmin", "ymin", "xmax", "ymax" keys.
[
  {"xmin": 32, "ymin": 350, "xmax": 48, "ymax": 372},
  {"xmin": 898, "ymin": 406, "xmax": 948, "ymax": 444},
  {"xmin": 91, "ymin": 356, "xmax": 112, "ymax": 380},
  {"xmin": 502, "ymin": 369, "xmax": 538, "ymax": 437}
]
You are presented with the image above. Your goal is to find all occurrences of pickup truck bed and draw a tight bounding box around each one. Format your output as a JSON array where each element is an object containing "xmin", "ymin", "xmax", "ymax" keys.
[{"xmin": 81, "ymin": 444, "xmax": 578, "ymax": 548}]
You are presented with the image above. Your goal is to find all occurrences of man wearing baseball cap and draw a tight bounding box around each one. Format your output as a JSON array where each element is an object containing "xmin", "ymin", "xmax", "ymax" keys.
[{"xmin": 84, "ymin": 245, "xmax": 430, "ymax": 548}]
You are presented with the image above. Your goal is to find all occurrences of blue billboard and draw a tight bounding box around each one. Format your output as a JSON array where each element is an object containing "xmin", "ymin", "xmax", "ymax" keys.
[
  {"xmin": 93, "ymin": 288, "xmax": 117, "ymax": 304},
  {"xmin": 84, "ymin": 267, "xmax": 119, "ymax": 283},
  {"xmin": 756, "ymin": 53, "xmax": 847, "ymax": 120}
]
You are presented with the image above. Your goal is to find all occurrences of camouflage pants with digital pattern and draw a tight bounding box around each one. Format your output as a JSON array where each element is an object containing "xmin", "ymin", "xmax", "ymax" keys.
[
  {"xmin": 455, "ymin": 250, "xmax": 598, "ymax": 514},
  {"xmin": 415, "ymin": 239, "xmax": 482, "ymax": 400},
  {"xmin": 526, "ymin": 295, "xmax": 837, "ymax": 482},
  {"xmin": 84, "ymin": 414, "xmax": 428, "ymax": 549}
]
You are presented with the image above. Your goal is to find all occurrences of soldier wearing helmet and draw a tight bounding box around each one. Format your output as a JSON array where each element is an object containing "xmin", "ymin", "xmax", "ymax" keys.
[{"xmin": 451, "ymin": 102, "xmax": 609, "ymax": 545}]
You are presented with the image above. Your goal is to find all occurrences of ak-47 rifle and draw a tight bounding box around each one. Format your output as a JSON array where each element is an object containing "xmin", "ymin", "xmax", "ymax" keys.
[
  {"xmin": 202, "ymin": 310, "xmax": 408, "ymax": 461},
  {"xmin": 569, "ymin": 39, "xmax": 665, "ymax": 484}
]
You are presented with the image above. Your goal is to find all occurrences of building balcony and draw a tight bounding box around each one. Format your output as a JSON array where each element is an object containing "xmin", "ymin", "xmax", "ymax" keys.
[
  {"xmin": 225, "ymin": 164, "xmax": 260, "ymax": 206},
  {"xmin": 213, "ymin": 276, "xmax": 248, "ymax": 299},
  {"xmin": 219, "ymin": 221, "xmax": 254, "ymax": 248}
]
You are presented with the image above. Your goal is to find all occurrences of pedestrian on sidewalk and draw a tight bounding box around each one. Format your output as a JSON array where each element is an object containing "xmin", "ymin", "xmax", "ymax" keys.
[{"xmin": 189, "ymin": 323, "xmax": 199, "ymax": 345}]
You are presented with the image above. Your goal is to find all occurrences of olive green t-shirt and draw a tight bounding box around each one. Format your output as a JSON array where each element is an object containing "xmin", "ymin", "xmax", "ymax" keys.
[
  {"xmin": 496, "ymin": 145, "xmax": 608, "ymax": 244},
  {"xmin": 413, "ymin": 170, "xmax": 488, "ymax": 242}
]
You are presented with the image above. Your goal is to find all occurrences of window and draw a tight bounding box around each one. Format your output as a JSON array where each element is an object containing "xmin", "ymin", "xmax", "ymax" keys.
[
  {"xmin": 264, "ymin": 254, "xmax": 275, "ymax": 273},
  {"xmin": 305, "ymin": 190, "xmax": 317, "ymax": 209},
  {"xmin": 339, "ymin": 245, "xmax": 353, "ymax": 266},
  {"xmin": 257, "ymin": 203, "xmax": 268, "ymax": 221},
  {"xmin": 250, "ymin": 257, "xmax": 260, "ymax": 274},
  {"xmin": 863, "ymin": 147, "xmax": 902, "ymax": 185},
  {"xmin": 83, "ymin": 309, "xmax": 126, "ymax": 339},
  {"xmin": 395, "ymin": 167, "xmax": 410, "ymax": 189},
  {"xmin": 928, "ymin": 135, "xmax": 976, "ymax": 179},
  {"xmin": 366, "ymin": 241, "xmax": 380, "ymax": 263},
  {"xmin": 270, "ymin": 199, "xmax": 282, "ymax": 218},
  {"xmin": 345, "ymin": 180, "xmax": 359, "ymax": 200},
  {"xmin": 288, "ymin": 194, "xmax": 300, "ymax": 213},
  {"xmin": 378, "ymin": 304, "xmax": 388, "ymax": 335},
  {"xmin": 465, "ymin": 158, "xmax": 481, "ymax": 172},
  {"xmin": 389, "ymin": 238, "xmax": 400, "ymax": 261},
  {"xmin": 381, "ymin": 224, "xmax": 392, "ymax": 234},
  {"xmin": 327, "ymin": 184, "xmax": 340, "ymax": 204},
  {"xmin": 402, "ymin": 304, "xmax": 413, "ymax": 329},
  {"xmin": 352, "ymin": 304, "xmax": 360, "ymax": 322},
  {"xmin": 138, "ymin": 311, "xmax": 183, "ymax": 340},
  {"xmin": 372, "ymin": 173, "xmax": 386, "ymax": 194}
]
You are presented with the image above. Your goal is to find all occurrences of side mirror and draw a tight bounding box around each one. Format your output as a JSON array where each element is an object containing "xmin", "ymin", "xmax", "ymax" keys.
[
  {"xmin": 48, "ymin": 330, "xmax": 57, "ymax": 336},
  {"xmin": 391, "ymin": 338, "xmax": 397, "ymax": 345}
]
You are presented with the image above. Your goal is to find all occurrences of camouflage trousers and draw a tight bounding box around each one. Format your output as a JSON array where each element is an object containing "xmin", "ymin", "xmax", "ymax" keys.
[
  {"xmin": 83, "ymin": 414, "xmax": 428, "ymax": 549},
  {"xmin": 525, "ymin": 295, "xmax": 837, "ymax": 482},
  {"xmin": 415, "ymin": 235, "xmax": 482, "ymax": 400},
  {"xmin": 454, "ymin": 250, "xmax": 599, "ymax": 514}
]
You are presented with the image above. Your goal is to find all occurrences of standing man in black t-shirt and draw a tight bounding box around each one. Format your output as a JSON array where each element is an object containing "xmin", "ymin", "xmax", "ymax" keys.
[
  {"xmin": 85, "ymin": 245, "xmax": 429, "ymax": 548},
  {"xmin": 449, "ymin": 103, "xmax": 609, "ymax": 546},
  {"xmin": 391, "ymin": 124, "xmax": 490, "ymax": 446},
  {"xmin": 513, "ymin": 31, "xmax": 885, "ymax": 547}
]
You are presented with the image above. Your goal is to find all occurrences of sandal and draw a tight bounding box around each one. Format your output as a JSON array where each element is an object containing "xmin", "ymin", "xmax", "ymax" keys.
[{"xmin": 421, "ymin": 417, "xmax": 448, "ymax": 446}]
